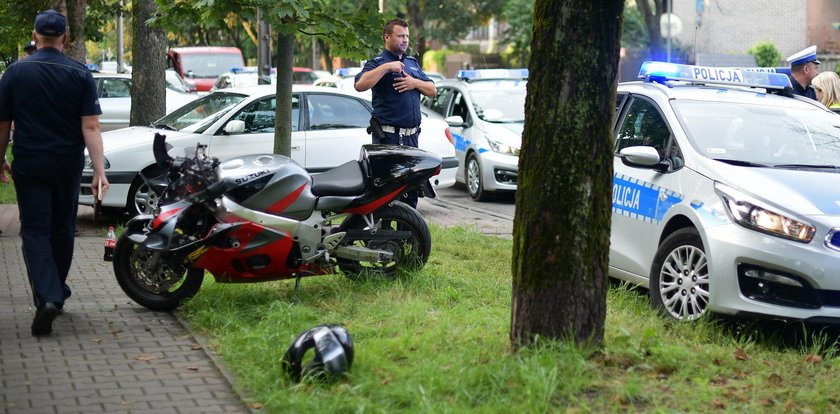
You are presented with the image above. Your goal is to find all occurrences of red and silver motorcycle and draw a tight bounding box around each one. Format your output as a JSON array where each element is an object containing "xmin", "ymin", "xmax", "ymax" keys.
[{"xmin": 112, "ymin": 133, "xmax": 440, "ymax": 311}]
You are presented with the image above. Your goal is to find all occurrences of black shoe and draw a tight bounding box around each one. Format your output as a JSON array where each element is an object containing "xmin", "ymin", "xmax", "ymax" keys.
[{"xmin": 32, "ymin": 302, "xmax": 60, "ymax": 336}]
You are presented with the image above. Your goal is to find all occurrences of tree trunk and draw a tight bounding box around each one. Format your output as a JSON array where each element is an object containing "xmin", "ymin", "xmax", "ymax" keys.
[
  {"xmin": 510, "ymin": 0, "xmax": 623, "ymax": 350},
  {"xmin": 63, "ymin": 0, "xmax": 86, "ymax": 63},
  {"xmin": 637, "ymin": 0, "xmax": 664, "ymax": 60},
  {"xmin": 130, "ymin": 0, "xmax": 167, "ymax": 126},
  {"xmin": 405, "ymin": 1, "xmax": 426, "ymax": 60},
  {"xmin": 317, "ymin": 38, "xmax": 333, "ymax": 72},
  {"xmin": 273, "ymin": 31, "xmax": 294, "ymax": 156}
]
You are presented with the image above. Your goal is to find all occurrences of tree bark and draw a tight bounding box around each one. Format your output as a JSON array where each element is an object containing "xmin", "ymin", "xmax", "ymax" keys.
[
  {"xmin": 510, "ymin": 0, "xmax": 623, "ymax": 349},
  {"xmin": 273, "ymin": 31, "xmax": 294, "ymax": 156},
  {"xmin": 405, "ymin": 1, "xmax": 426, "ymax": 60},
  {"xmin": 637, "ymin": 0, "xmax": 664, "ymax": 60},
  {"xmin": 130, "ymin": 0, "xmax": 167, "ymax": 126},
  {"xmin": 63, "ymin": 0, "xmax": 86, "ymax": 63}
]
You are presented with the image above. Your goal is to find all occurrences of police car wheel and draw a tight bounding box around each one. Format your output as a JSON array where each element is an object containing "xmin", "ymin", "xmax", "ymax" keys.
[
  {"xmin": 650, "ymin": 227, "xmax": 710, "ymax": 321},
  {"xmin": 127, "ymin": 176, "xmax": 159, "ymax": 217},
  {"xmin": 466, "ymin": 154, "xmax": 490, "ymax": 201}
]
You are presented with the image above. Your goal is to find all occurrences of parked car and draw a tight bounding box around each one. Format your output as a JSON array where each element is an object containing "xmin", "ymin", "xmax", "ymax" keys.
[
  {"xmin": 421, "ymin": 69, "xmax": 528, "ymax": 200},
  {"xmin": 610, "ymin": 61, "xmax": 840, "ymax": 322},
  {"xmin": 166, "ymin": 46, "xmax": 245, "ymax": 92},
  {"xmin": 93, "ymin": 72, "xmax": 199, "ymax": 132},
  {"xmin": 425, "ymin": 72, "xmax": 446, "ymax": 82},
  {"xmin": 80, "ymin": 85, "xmax": 458, "ymax": 216}
]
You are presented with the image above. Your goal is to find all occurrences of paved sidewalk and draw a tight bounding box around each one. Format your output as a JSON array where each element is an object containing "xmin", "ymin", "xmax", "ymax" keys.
[{"xmin": 0, "ymin": 205, "xmax": 251, "ymax": 414}]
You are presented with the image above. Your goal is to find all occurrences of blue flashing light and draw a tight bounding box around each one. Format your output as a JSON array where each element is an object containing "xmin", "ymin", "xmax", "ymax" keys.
[
  {"xmin": 638, "ymin": 61, "xmax": 792, "ymax": 90},
  {"xmin": 456, "ymin": 68, "xmax": 529, "ymax": 81},
  {"xmin": 230, "ymin": 66, "xmax": 258, "ymax": 74},
  {"xmin": 335, "ymin": 68, "xmax": 352, "ymax": 76}
]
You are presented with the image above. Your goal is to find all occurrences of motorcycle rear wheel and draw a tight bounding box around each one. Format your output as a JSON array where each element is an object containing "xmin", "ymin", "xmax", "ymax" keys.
[
  {"xmin": 337, "ymin": 201, "xmax": 431, "ymax": 278},
  {"xmin": 113, "ymin": 234, "xmax": 204, "ymax": 311}
]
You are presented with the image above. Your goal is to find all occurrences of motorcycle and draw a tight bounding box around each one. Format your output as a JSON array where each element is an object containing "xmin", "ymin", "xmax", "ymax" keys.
[{"xmin": 112, "ymin": 133, "xmax": 441, "ymax": 311}]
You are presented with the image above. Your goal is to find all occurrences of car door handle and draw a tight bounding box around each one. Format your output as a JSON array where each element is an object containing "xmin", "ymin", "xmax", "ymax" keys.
[{"xmin": 291, "ymin": 145, "xmax": 301, "ymax": 150}]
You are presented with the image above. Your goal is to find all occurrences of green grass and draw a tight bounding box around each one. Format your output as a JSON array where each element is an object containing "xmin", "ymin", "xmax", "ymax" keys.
[
  {"xmin": 178, "ymin": 225, "xmax": 840, "ymax": 413},
  {"xmin": 0, "ymin": 146, "xmax": 14, "ymax": 204}
]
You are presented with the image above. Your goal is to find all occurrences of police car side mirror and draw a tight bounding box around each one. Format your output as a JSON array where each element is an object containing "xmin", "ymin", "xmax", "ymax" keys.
[
  {"xmin": 224, "ymin": 120, "xmax": 246, "ymax": 135},
  {"xmin": 619, "ymin": 146, "xmax": 670, "ymax": 172},
  {"xmin": 444, "ymin": 115, "xmax": 466, "ymax": 127}
]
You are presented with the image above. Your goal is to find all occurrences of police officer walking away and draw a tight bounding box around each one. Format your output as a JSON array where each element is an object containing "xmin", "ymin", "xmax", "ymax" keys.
[
  {"xmin": 354, "ymin": 18, "xmax": 436, "ymax": 208},
  {"xmin": 787, "ymin": 45, "xmax": 820, "ymax": 100},
  {"xmin": 0, "ymin": 10, "xmax": 109, "ymax": 336}
]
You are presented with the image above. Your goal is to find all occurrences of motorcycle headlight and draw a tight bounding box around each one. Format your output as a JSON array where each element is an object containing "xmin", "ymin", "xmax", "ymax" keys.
[
  {"xmin": 84, "ymin": 156, "xmax": 110, "ymax": 170},
  {"xmin": 487, "ymin": 139, "xmax": 520, "ymax": 156},
  {"xmin": 716, "ymin": 183, "xmax": 815, "ymax": 243}
]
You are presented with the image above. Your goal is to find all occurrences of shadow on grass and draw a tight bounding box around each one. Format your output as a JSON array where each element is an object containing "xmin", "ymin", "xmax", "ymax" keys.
[
  {"xmin": 714, "ymin": 316, "xmax": 840, "ymax": 356},
  {"xmin": 609, "ymin": 278, "xmax": 840, "ymax": 356}
]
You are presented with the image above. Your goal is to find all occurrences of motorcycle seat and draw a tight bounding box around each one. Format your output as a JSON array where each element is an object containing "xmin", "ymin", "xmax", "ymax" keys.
[{"xmin": 311, "ymin": 160, "xmax": 365, "ymax": 196}]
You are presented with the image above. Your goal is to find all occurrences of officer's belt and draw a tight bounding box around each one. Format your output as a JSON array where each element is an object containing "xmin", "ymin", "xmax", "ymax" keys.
[{"xmin": 381, "ymin": 125, "xmax": 419, "ymax": 136}]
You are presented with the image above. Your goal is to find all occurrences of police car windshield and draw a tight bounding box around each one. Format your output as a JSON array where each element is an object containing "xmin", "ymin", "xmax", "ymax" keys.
[
  {"xmin": 469, "ymin": 81, "xmax": 526, "ymax": 123},
  {"xmin": 153, "ymin": 92, "xmax": 246, "ymax": 132},
  {"xmin": 673, "ymin": 101, "xmax": 840, "ymax": 168}
]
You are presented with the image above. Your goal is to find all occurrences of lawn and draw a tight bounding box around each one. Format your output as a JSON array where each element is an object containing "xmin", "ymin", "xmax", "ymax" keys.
[
  {"xmin": 0, "ymin": 146, "xmax": 13, "ymax": 203},
  {"xmin": 178, "ymin": 224, "xmax": 840, "ymax": 413}
]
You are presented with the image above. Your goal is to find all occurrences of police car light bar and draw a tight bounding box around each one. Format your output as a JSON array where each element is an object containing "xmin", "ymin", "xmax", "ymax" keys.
[
  {"xmin": 456, "ymin": 68, "xmax": 529, "ymax": 81},
  {"xmin": 638, "ymin": 61, "xmax": 791, "ymax": 90},
  {"xmin": 230, "ymin": 67, "xmax": 257, "ymax": 73}
]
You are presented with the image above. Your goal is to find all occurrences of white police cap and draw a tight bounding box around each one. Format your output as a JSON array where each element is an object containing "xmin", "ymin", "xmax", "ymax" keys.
[{"xmin": 786, "ymin": 45, "xmax": 821, "ymax": 66}]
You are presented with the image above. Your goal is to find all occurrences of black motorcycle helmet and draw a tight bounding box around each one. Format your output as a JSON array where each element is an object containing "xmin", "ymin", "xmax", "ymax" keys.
[{"xmin": 282, "ymin": 324, "xmax": 354, "ymax": 381}]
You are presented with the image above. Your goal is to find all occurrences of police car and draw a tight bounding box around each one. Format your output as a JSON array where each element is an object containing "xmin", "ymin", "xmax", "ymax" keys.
[
  {"xmin": 211, "ymin": 67, "xmax": 319, "ymax": 91},
  {"xmin": 421, "ymin": 69, "xmax": 527, "ymax": 200},
  {"xmin": 612, "ymin": 61, "xmax": 840, "ymax": 322}
]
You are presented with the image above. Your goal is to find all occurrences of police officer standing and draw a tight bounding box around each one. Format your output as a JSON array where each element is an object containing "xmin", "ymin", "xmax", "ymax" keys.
[
  {"xmin": 787, "ymin": 45, "xmax": 820, "ymax": 100},
  {"xmin": 0, "ymin": 10, "xmax": 109, "ymax": 336},
  {"xmin": 354, "ymin": 18, "xmax": 436, "ymax": 208},
  {"xmin": 23, "ymin": 40, "xmax": 36, "ymax": 58}
]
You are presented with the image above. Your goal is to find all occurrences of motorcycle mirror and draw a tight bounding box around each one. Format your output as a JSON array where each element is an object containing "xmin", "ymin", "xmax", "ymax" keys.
[{"xmin": 152, "ymin": 133, "xmax": 174, "ymax": 170}]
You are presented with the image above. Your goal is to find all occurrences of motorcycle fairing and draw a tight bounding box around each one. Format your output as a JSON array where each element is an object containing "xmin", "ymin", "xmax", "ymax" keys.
[
  {"xmin": 342, "ymin": 185, "xmax": 407, "ymax": 215},
  {"xmin": 193, "ymin": 221, "xmax": 304, "ymax": 280}
]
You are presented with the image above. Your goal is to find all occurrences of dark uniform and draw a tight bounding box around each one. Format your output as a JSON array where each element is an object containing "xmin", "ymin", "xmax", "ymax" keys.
[
  {"xmin": 0, "ymin": 47, "xmax": 101, "ymax": 310},
  {"xmin": 355, "ymin": 49, "xmax": 432, "ymax": 207},
  {"xmin": 789, "ymin": 75, "xmax": 818, "ymax": 100}
]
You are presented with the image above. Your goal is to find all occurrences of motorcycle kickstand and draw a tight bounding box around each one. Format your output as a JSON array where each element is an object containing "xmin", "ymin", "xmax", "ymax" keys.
[{"xmin": 294, "ymin": 274, "xmax": 302, "ymax": 291}]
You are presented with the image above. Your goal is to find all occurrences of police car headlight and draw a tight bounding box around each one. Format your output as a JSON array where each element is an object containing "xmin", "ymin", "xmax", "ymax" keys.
[
  {"xmin": 716, "ymin": 184, "xmax": 815, "ymax": 243},
  {"xmin": 487, "ymin": 140, "xmax": 520, "ymax": 156},
  {"xmin": 84, "ymin": 156, "xmax": 110, "ymax": 170}
]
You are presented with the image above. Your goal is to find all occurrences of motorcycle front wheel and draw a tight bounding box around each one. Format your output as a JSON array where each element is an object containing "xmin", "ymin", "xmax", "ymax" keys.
[
  {"xmin": 337, "ymin": 201, "xmax": 431, "ymax": 278},
  {"xmin": 113, "ymin": 234, "xmax": 204, "ymax": 311}
]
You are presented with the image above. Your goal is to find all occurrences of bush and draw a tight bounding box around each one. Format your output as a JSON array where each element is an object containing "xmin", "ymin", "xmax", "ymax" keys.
[
  {"xmin": 748, "ymin": 41, "xmax": 782, "ymax": 67},
  {"xmin": 422, "ymin": 49, "xmax": 454, "ymax": 73}
]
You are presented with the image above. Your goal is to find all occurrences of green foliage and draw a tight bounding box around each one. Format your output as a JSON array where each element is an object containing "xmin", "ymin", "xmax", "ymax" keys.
[
  {"xmin": 748, "ymin": 41, "xmax": 782, "ymax": 67},
  {"xmin": 153, "ymin": 0, "xmax": 384, "ymax": 62},
  {"xmin": 0, "ymin": 0, "xmax": 50, "ymax": 64},
  {"xmin": 0, "ymin": 146, "xmax": 14, "ymax": 204},
  {"xmin": 421, "ymin": 49, "xmax": 453, "ymax": 72},
  {"xmin": 179, "ymin": 226, "xmax": 840, "ymax": 412},
  {"xmin": 498, "ymin": 0, "xmax": 533, "ymax": 67},
  {"xmin": 385, "ymin": 0, "xmax": 505, "ymax": 57},
  {"xmin": 621, "ymin": 1, "xmax": 648, "ymax": 48}
]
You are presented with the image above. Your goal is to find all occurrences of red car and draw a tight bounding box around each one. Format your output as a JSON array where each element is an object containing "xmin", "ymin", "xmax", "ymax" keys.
[{"xmin": 167, "ymin": 46, "xmax": 245, "ymax": 92}]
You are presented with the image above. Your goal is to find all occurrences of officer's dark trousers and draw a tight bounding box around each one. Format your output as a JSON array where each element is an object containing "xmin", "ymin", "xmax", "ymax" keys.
[
  {"xmin": 12, "ymin": 153, "xmax": 83, "ymax": 308},
  {"xmin": 375, "ymin": 131, "xmax": 420, "ymax": 208}
]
